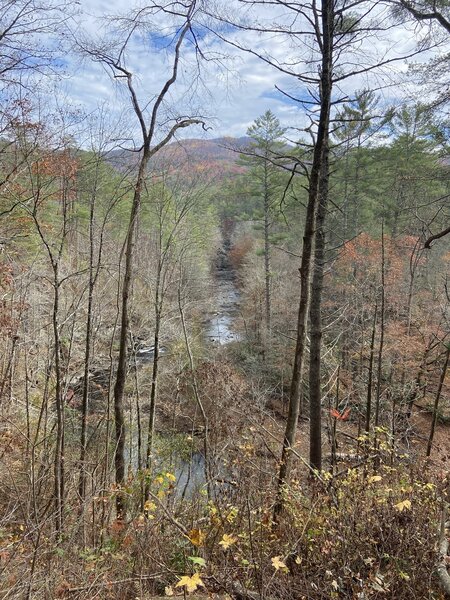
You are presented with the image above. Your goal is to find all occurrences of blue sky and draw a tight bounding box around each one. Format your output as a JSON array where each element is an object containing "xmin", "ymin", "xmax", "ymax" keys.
[{"xmin": 50, "ymin": 0, "xmax": 445, "ymax": 147}]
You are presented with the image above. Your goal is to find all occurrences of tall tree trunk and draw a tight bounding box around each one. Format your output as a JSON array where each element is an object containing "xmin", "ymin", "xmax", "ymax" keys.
[
  {"xmin": 374, "ymin": 224, "xmax": 386, "ymax": 433},
  {"xmin": 52, "ymin": 267, "xmax": 64, "ymax": 533},
  {"xmin": 145, "ymin": 257, "xmax": 162, "ymax": 498},
  {"xmin": 263, "ymin": 162, "xmax": 271, "ymax": 333},
  {"xmin": 274, "ymin": 0, "xmax": 333, "ymax": 515},
  {"xmin": 308, "ymin": 147, "xmax": 329, "ymax": 472},
  {"xmin": 178, "ymin": 287, "xmax": 210, "ymax": 498},
  {"xmin": 365, "ymin": 303, "xmax": 378, "ymax": 432},
  {"xmin": 113, "ymin": 150, "xmax": 150, "ymax": 517},
  {"xmin": 79, "ymin": 185, "xmax": 96, "ymax": 513}
]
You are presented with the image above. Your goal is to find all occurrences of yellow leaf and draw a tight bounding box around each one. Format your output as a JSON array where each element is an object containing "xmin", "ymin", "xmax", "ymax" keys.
[
  {"xmin": 188, "ymin": 528, "xmax": 206, "ymax": 547},
  {"xmin": 166, "ymin": 472, "xmax": 176, "ymax": 482},
  {"xmin": 226, "ymin": 507, "xmax": 238, "ymax": 523},
  {"xmin": 368, "ymin": 475, "xmax": 382, "ymax": 483},
  {"xmin": 144, "ymin": 501, "xmax": 156, "ymax": 512},
  {"xmin": 395, "ymin": 499, "xmax": 411, "ymax": 512},
  {"xmin": 175, "ymin": 572, "xmax": 205, "ymax": 593},
  {"xmin": 295, "ymin": 555, "xmax": 302, "ymax": 565},
  {"xmin": 219, "ymin": 534, "xmax": 237, "ymax": 549},
  {"xmin": 271, "ymin": 556, "xmax": 289, "ymax": 572},
  {"xmin": 165, "ymin": 585, "xmax": 174, "ymax": 596}
]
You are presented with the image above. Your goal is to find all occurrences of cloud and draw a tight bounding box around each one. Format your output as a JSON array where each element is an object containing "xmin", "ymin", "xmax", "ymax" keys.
[{"xmin": 44, "ymin": 0, "xmax": 448, "ymax": 147}]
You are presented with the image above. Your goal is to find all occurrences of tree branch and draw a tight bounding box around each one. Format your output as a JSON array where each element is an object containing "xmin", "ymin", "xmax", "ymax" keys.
[
  {"xmin": 424, "ymin": 225, "xmax": 450, "ymax": 248},
  {"xmin": 398, "ymin": 0, "xmax": 450, "ymax": 34}
]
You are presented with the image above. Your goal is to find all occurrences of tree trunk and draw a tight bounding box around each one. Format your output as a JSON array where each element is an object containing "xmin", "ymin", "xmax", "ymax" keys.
[
  {"xmin": 145, "ymin": 257, "xmax": 163, "ymax": 498},
  {"xmin": 426, "ymin": 344, "xmax": 450, "ymax": 457},
  {"xmin": 79, "ymin": 183, "xmax": 96, "ymax": 513},
  {"xmin": 274, "ymin": 0, "xmax": 333, "ymax": 515},
  {"xmin": 264, "ymin": 161, "xmax": 271, "ymax": 333},
  {"xmin": 374, "ymin": 224, "xmax": 386, "ymax": 436},
  {"xmin": 308, "ymin": 146, "xmax": 329, "ymax": 472},
  {"xmin": 52, "ymin": 266, "xmax": 64, "ymax": 533},
  {"xmin": 365, "ymin": 303, "xmax": 378, "ymax": 432},
  {"xmin": 113, "ymin": 150, "xmax": 150, "ymax": 517}
]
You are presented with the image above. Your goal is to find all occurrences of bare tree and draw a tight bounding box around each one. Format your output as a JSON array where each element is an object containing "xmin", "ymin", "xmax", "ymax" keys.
[
  {"xmin": 395, "ymin": 0, "xmax": 450, "ymax": 34},
  {"xmin": 0, "ymin": 0, "xmax": 70, "ymax": 86},
  {"xmin": 78, "ymin": 0, "xmax": 207, "ymax": 516}
]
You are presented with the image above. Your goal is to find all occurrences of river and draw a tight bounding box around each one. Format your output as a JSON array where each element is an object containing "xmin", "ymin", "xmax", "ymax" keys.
[{"xmin": 205, "ymin": 244, "xmax": 240, "ymax": 344}]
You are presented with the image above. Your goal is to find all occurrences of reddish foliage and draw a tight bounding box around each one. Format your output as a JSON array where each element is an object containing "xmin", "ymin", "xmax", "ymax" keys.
[
  {"xmin": 330, "ymin": 407, "xmax": 351, "ymax": 420},
  {"xmin": 229, "ymin": 235, "xmax": 254, "ymax": 270}
]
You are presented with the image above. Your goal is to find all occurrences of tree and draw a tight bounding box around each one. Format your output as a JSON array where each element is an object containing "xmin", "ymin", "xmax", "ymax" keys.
[
  {"xmin": 79, "ymin": 0, "xmax": 207, "ymax": 516},
  {"xmin": 392, "ymin": 0, "xmax": 450, "ymax": 107},
  {"xmin": 203, "ymin": 0, "xmax": 430, "ymax": 508},
  {"xmin": 0, "ymin": 1, "xmax": 71, "ymax": 231},
  {"xmin": 332, "ymin": 89, "xmax": 391, "ymax": 240},
  {"xmin": 396, "ymin": 0, "xmax": 450, "ymax": 34},
  {"xmin": 0, "ymin": 0, "xmax": 68, "ymax": 87},
  {"xmin": 17, "ymin": 123, "xmax": 79, "ymax": 533},
  {"xmin": 240, "ymin": 110, "xmax": 287, "ymax": 334}
]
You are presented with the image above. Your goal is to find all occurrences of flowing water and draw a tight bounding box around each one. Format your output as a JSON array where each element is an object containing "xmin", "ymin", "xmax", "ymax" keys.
[
  {"xmin": 128, "ymin": 245, "xmax": 241, "ymax": 495},
  {"xmin": 205, "ymin": 246, "xmax": 240, "ymax": 345}
]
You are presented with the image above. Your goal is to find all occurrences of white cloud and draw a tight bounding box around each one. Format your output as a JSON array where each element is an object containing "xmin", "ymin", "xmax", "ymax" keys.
[{"xmin": 45, "ymin": 0, "xmax": 448, "ymax": 147}]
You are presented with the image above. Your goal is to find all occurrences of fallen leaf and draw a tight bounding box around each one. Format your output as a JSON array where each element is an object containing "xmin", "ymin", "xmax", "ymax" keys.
[
  {"xmin": 188, "ymin": 528, "xmax": 206, "ymax": 547},
  {"xmin": 271, "ymin": 556, "xmax": 289, "ymax": 572},
  {"xmin": 330, "ymin": 407, "xmax": 351, "ymax": 421},
  {"xmin": 219, "ymin": 534, "xmax": 237, "ymax": 549},
  {"xmin": 175, "ymin": 572, "xmax": 205, "ymax": 593},
  {"xmin": 188, "ymin": 556, "xmax": 206, "ymax": 567},
  {"xmin": 394, "ymin": 499, "xmax": 411, "ymax": 512}
]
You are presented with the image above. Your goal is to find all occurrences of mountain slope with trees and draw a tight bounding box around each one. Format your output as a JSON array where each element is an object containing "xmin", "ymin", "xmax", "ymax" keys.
[{"xmin": 0, "ymin": 0, "xmax": 449, "ymax": 598}]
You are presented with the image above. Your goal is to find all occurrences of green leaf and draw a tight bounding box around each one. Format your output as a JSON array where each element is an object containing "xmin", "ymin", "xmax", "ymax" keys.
[{"xmin": 188, "ymin": 556, "xmax": 206, "ymax": 567}]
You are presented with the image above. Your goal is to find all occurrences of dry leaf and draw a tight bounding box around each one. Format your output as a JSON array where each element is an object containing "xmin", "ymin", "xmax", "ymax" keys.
[
  {"xmin": 188, "ymin": 528, "xmax": 206, "ymax": 547},
  {"xmin": 219, "ymin": 534, "xmax": 237, "ymax": 549},
  {"xmin": 271, "ymin": 556, "xmax": 289, "ymax": 572},
  {"xmin": 175, "ymin": 572, "xmax": 205, "ymax": 593},
  {"xmin": 394, "ymin": 499, "xmax": 411, "ymax": 512}
]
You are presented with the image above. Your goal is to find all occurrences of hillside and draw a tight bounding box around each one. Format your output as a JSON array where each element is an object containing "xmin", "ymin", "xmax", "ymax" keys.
[{"xmin": 107, "ymin": 136, "xmax": 251, "ymax": 180}]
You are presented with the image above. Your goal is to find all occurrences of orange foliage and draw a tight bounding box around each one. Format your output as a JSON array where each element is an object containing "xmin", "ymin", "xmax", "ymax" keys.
[
  {"xmin": 229, "ymin": 235, "xmax": 254, "ymax": 270},
  {"xmin": 330, "ymin": 407, "xmax": 351, "ymax": 420},
  {"xmin": 33, "ymin": 149, "xmax": 78, "ymax": 181}
]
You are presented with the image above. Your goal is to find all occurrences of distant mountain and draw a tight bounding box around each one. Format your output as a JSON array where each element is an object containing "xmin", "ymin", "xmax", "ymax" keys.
[{"xmin": 106, "ymin": 136, "xmax": 252, "ymax": 181}]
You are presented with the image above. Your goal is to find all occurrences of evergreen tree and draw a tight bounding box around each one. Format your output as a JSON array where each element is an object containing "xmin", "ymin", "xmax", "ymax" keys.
[{"xmin": 240, "ymin": 110, "xmax": 287, "ymax": 333}]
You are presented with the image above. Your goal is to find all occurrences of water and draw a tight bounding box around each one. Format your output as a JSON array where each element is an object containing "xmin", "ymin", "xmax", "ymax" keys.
[
  {"xmin": 134, "ymin": 345, "xmax": 168, "ymax": 364},
  {"xmin": 206, "ymin": 269, "xmax": 240, "ymax": 345},
  {"xmin": 129, "ymin": 247, "xmax": 241, "ymax": 496},
  {"xmin": 174, "ymin": 452, "xmax": 207, "ymax": 498}
]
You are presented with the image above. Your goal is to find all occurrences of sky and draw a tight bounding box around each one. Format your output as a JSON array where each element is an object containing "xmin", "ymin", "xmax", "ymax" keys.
[{"xmin": 46, "ymin": 0, "xmax": 446, "ymax": 146}]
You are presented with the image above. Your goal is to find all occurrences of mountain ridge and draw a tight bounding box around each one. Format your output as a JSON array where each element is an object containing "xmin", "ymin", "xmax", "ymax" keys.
[{"xmin": 106, "ymin": 136, "xmax": 252, "ymax": 180}]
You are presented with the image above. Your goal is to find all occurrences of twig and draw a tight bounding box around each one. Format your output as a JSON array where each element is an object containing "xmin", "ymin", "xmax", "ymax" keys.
[
  {"xmin": 66, "ymin": 572, "xmax": 164, "ymax": 593},
  {"xmin": 437, "ymin": 502, "xmax": 450, "ymax": 597}
]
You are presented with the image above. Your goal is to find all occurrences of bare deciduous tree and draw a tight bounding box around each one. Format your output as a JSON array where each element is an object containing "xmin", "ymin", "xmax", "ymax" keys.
[{"xmin": 78, "ymin": 0, "xmax": 208, "ymax": 516}]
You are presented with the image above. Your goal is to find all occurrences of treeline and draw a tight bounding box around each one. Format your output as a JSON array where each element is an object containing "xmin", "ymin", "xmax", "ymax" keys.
[{"xmin": 0, "ymin": 0, "xmax": 449, "ymax": 598}]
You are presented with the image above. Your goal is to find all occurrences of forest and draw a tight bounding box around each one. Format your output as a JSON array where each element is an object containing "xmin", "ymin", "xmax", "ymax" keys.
[{"xmin": 0, "ymin": 0, "xmax": 449, "ymax": 598}]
